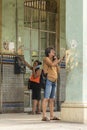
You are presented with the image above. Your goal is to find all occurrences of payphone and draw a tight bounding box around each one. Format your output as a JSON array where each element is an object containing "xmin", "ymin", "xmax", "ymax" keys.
[{"xmin": 14, "ymin": 56, "xmax": 26, "ymax": 74}]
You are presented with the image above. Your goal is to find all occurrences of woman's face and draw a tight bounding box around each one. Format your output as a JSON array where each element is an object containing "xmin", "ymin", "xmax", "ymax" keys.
[{"xmin": 49, "ymin": 49, "xmax": 55, "ymax": 58}]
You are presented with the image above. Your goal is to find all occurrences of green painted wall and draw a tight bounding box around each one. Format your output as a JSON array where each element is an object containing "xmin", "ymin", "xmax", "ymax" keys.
[
  {"xmin": 66, "ymin": 0, "xmax": 83, "ymax": 102},
  {"xmin": 2, "ymin": 0, "xmax": 24, "ymax": 53},
  {"xmin": 83, "ymin": 0, "xmax": 87, "ymax": 102},
  {"xmin": 2, "ymin": 0, "xmax": 16, "ymax": 51}
]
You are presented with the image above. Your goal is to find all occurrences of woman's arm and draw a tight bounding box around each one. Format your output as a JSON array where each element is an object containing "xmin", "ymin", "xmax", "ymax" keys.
[
  {"xmin": 44, "ymin": 57, "xmax": 60, "ymax": 67},
  {"xmin": 18, "ymin": 56, "xmax": 33, "ymax": 70},
  {"xmin": 24, "ymin": 60, "xmax": 33, "ymax": 70}
]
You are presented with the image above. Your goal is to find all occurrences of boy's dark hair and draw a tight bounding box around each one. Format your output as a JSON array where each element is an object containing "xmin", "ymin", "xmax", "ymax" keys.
[{"xmin": 45, "ymin": 47, "xmax": 54, "ymax": 57}]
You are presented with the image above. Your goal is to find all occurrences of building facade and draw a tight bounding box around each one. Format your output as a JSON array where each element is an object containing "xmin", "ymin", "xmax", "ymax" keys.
[{"xmin": 0, "ymin": 0, "xmax": 87, "ymax": 124}]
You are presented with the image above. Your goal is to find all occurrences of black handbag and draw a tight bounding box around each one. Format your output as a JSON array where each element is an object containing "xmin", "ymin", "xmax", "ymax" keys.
[
  {"xmin": 28, "ymin": 79, "xmax": 32, "ymax": 89},
  {"xmin": 28, "ymin": 79, "xmax": 40, "ymax": 90}
]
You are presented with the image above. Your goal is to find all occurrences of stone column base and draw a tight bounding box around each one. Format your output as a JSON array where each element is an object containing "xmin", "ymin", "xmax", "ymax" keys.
[{"xmin": 61, "ymin": 103, "xmax": 87, "ymax": 124}]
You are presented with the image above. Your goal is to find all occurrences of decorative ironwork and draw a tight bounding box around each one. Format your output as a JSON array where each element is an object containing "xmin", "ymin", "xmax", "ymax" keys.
[
  {"xmin": 24, "ymin": 0, "xmax": 57, "ymax": 13},
  {"xmin": 24, "ymin": 0, "xmax": 46, "ymax": 11}
]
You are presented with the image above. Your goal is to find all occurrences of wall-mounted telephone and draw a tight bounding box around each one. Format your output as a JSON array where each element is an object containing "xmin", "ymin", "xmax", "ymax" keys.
[{"xmin": 14, "ymin": 56, "xmax": 26, "ymax": 74}]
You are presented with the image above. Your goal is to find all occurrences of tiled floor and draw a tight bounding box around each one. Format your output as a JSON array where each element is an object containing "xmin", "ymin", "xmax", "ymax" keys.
[{"xmin": 0, "ymin": 112, "xmax": 87, "ymax": 130}]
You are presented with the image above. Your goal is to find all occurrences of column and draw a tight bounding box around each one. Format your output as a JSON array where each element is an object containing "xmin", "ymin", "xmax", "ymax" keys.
[
  {"xmin": 0, "ymin": 0, "xmax": 2, "ymax": 113},
  {"xmin": 61, "ymin": 0, "xmax": 87, "ymax": 123}
]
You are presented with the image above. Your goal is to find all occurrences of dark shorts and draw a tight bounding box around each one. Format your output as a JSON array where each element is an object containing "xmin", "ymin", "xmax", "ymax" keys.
[{"xmin": 30, "ymin": 82, "xmax": 41, "ymax": 100}]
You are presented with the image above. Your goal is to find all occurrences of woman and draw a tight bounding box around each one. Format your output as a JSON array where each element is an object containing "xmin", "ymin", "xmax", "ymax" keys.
[
  {"xmin": 29, "ymin": 60, "xmax": 42, "ymax": 114},
  {"xmin": 42, "ymin": 47, "xmax": 61, "ymax": 121},
  {"xmin": 20, "ymin": 57, "xmax": 42, "ymax": 114}
]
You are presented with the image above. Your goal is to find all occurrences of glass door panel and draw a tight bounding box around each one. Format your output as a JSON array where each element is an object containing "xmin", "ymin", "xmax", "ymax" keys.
[
  {"xmin": 31, "ymin": 8, "xmax": 39, "ymax": 29},
  {"xmin": 24, "ymin": 0, "xmax": 57, "ymax": 111},
  {"xmin": 31, "ymin": 30, "xmax": 38, "ymax": 50},
  {"xmin": 24, "ymin": 6, "xmax": 31, "ymax": 28},
  {"xmin": 40, "ymin": 31, "xmax": 47, "ymax": 50},
  {"xmin": 49, "ymin": 33, "xmax": 56, "ymax": 48},
  {"xmin": 47, "ymin": 12, "xmax": 56, "ymax": 32},
  {"xmin": 24, "ymin": 28, "xmax": 31, "ymax": 63},
  {"xmin": 40, "ymin": 10, "xmax": 47, "ymax": 30}
]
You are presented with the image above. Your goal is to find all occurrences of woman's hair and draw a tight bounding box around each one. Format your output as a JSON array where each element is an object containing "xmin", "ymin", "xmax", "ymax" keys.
[
  {"xmin": 34, "ymin": 60, "xmax": 42, "ymax": 72},
  {"xmin": 45, "ymin": 47, "xmax": 54, "ymax": 57}
]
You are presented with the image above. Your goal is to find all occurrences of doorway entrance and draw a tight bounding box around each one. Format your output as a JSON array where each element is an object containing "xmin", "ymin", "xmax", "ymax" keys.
[{"xmin": 23, "ymin": 0, "xmax": 58, "ymax": 112}]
